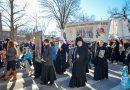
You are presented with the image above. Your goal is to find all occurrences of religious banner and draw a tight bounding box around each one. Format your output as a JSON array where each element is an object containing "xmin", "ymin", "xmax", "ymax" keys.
[
  {"xmin": 76, "ymin": 27, "xmax": 93, "ymax": 38},
  {"xmin": 64, "ymin": 20, "xmax": 110, "ymax": 42},
  {"xmin": 34, "ymin": 31, "xmax": 42, "ymax": 62},
  {"xmin": 96, "ymin": 22, "xmax": 110, "ymax": 41},
  {"xmin": 109, "ymin": 19, "xmax": 130, "ymax": 38}
]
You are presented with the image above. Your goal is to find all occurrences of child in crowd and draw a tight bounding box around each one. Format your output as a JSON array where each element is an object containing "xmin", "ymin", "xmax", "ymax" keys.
[{"xmin": 23, "ymin": 47, "xmax": 33, "ymax": 75}]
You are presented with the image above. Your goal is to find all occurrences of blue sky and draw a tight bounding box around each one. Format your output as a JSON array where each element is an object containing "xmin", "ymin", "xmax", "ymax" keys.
[
  {"xmin": 81, "ymin": 0, "xmax": 126, "ymax": 20},
  {"xmin": 16, "ymin": 0, "xmax": 128, "ymax": 34}
]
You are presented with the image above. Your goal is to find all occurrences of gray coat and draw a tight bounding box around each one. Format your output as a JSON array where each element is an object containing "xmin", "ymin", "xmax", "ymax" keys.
[
  {"xmin": 6, "ymin": 47, "xmax": 17, "ymax": 61},
  {"xmin": 42, "ymin": 45, "xmax": 53, "ymax": 66}
]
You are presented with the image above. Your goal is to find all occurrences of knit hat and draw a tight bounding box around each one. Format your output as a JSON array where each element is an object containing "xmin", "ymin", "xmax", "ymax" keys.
[{"xmin": 75, "ymin": 37, "xmax": 84, "ymax": 46}]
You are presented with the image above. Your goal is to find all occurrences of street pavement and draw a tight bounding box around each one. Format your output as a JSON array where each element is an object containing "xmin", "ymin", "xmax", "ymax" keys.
[{"xmin": 0, "ymin": 63, "xmax": 129, "ymax": 90}]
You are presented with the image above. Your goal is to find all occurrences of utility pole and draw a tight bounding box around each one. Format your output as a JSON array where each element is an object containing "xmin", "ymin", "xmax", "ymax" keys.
[{"xmin": 0, "ymin": 13, "xmax": 2, "ymax": 40}]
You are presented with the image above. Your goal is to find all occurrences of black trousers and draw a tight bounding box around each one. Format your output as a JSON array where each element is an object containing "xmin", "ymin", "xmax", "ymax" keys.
[
  {"xmin": 27, "ymin": 59, "xmax": 32, "ymax": 66},
  {"xmin": 0, "ymin": 57, "xmax": 3, "ymax": 68},
  {"xmin": 34, "ymin": 61, "xmax": 42, "ymax": 78},
  {"xmin": 7, "ymin": 61, "xmax": 16, "ymax": 71},
  {"xmin": 32, "ymin": 51, "xmax": 35, "ymax": 66}
]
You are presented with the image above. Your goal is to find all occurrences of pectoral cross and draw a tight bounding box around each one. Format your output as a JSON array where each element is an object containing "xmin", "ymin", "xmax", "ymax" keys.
[{"xmin": 77, "ymin": 53, "xmax": 80, "ymax": 59}]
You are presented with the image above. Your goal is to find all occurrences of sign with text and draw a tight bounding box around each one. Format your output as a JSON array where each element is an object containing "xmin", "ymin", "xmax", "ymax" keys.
[{"xmin": 64, "ymin": 20, "xmax": 110, "ymax": 42}]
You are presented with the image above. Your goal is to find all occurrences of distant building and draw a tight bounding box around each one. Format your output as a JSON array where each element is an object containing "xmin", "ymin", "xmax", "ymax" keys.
[
  {"xmin": 0, "ymin": 13, "xmax": 10, "ymax": 40},
  {"xmin": 44, "ymin": 35, "xmax": 57, "ymax": 39},
  {"xmin": 2, "ymin": 31, "xmax": 10, "ymax": 40}
]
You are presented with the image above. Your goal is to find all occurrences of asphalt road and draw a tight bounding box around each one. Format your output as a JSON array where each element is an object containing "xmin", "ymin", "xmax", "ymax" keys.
[{"xmin": 0, "ymin": 63, "xmax": 128, "ymax": 90}]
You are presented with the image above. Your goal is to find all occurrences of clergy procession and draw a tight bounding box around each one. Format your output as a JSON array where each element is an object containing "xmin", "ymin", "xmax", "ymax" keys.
[
  {"xmin": 0, "ymin": 36, "xmax": 130, "ymax": 90},
  {"xmin": 1, "ymin": 0, "xmax": 130, "ymax": 89}
]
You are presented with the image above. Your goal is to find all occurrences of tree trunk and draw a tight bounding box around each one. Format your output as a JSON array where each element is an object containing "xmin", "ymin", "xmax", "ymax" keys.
[
  {"xmin": 10, "ymin": 27, "xmax": 14, "ymax": 40},
  {"xmin": 10, "ymin": 0, "xmax": 14, "ymax": 40},
  {"xmin": 61, "ymin": 29, "xmax": 67, "ymax": 39}
]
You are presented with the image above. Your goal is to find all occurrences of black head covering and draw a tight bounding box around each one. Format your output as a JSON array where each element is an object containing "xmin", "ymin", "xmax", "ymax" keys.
[
  {"xmin": 0, "ymin": 41, "xmax": 3, "ymax": 51},
  {"xmin": 75, "ymin": 37, "xmax": 84, "ymax": 46},
  {"xmin": 6, "ymin": 38, "xmax": 10, "ymax": 42}
]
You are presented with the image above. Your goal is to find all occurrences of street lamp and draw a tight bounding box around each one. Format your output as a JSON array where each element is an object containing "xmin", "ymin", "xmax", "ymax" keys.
[{"xmin": 0, "ymin": 13, "xmax": 3, "ymax": 40}]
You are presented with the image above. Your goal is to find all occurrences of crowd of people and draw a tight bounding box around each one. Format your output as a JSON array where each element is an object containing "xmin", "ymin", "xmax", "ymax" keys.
[{"xmin": 0, "ymin": 37, "xmax": 130, "ymax": 88}]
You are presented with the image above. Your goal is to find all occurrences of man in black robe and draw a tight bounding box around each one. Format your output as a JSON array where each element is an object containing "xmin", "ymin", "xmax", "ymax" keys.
[
  {"xmin": 91, "ymin": 41, "xmax": 97, "ymax": 64},
  {"xmin": 55, "ymin": 37, "xmax": 69, "ymax": 74},
  {"xmin": 34, "ymin": 42, "xmax": 42, "ymax": 79},
  {"xmin": 0, "ymin": 41, "xmax": 3, "ymax": 68},
  {"xmin": 124, "ymin": 42, "xmax": 130, "ymax": 74},
  {"xmin": 94, "ymin": 40, "xmax": 109, "ymax": 80},
  {"xmin": 40, "ymin": 39, "xmax": 56, "ymax": 85},
  {"xmin": 69, "ymin": 37, "xmax": 89, "ymax": 88}
]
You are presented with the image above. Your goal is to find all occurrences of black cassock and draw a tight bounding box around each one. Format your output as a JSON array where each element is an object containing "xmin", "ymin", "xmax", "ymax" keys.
[
  {"xmin": 125, "ymin": 46, "xmax": 130, "ymax": 74},
  {"xmin": 94, "ymin": 46, "xmax": 108, "ymax": 80},
  {"xmin": 69, "ymin": 46, "xmax": 89, "ymax": 87},
  {"xmin": 41, "ymin": 45, "xmax": 56, "ymax": 84},
  {"xmin": 55, "ymin": 43, "xmax": 69, "ymax": 74}
]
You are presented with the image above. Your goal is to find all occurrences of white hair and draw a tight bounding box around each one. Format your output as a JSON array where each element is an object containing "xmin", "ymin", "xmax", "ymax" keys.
[
  {"xmin": 58, "ymin": 37, "xmax": 66, "ymax": 48},
  {"xmin": 59, "ymin": 37, "xmax": 66, "ymax": 44}
]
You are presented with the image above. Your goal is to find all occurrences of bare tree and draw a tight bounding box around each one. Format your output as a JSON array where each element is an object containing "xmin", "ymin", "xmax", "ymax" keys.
[
  {"xmin": 108, "ymin": 0, "xmax": 130, "ymax": 23},
  {"xmin": 40, "ymin": 0, "xmax": 80, "ymax": 30},
  {"xmin": 0, "ymin": 0, "xmax": 28, "ymax": 40},
  {"xmin": 28, "ymin": 14, "xmax": 50, "ymax": 34},
  {"xmin": 69, "ymin": 12, "xmax": 95, "ymax": 23}
]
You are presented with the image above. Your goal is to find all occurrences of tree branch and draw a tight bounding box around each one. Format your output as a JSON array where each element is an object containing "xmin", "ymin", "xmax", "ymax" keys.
[
  {"xmin": 14, "ymin": 14, "xmax": 25, "ymax": 23},
  {"xmin": 40, "ymin": 0, "xmax": 80, "ymax": 29},
  {"xmin": 108, "ymin": 0, "xmax": 130, "ymax": 19},
  {"xmin": 2, "ymin": 20, "xmax": 10, "ymax": 27},
  {"xmin": 2, "ymin": 15, "xmax": 10, "ymax": 22},
  {"xmin": 0, "ymin": 5, "xmax": 10, "ymax": 16},
  {"xmin": 15, "ymin": 21, "xmax": 29, "ymax": 28}
]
